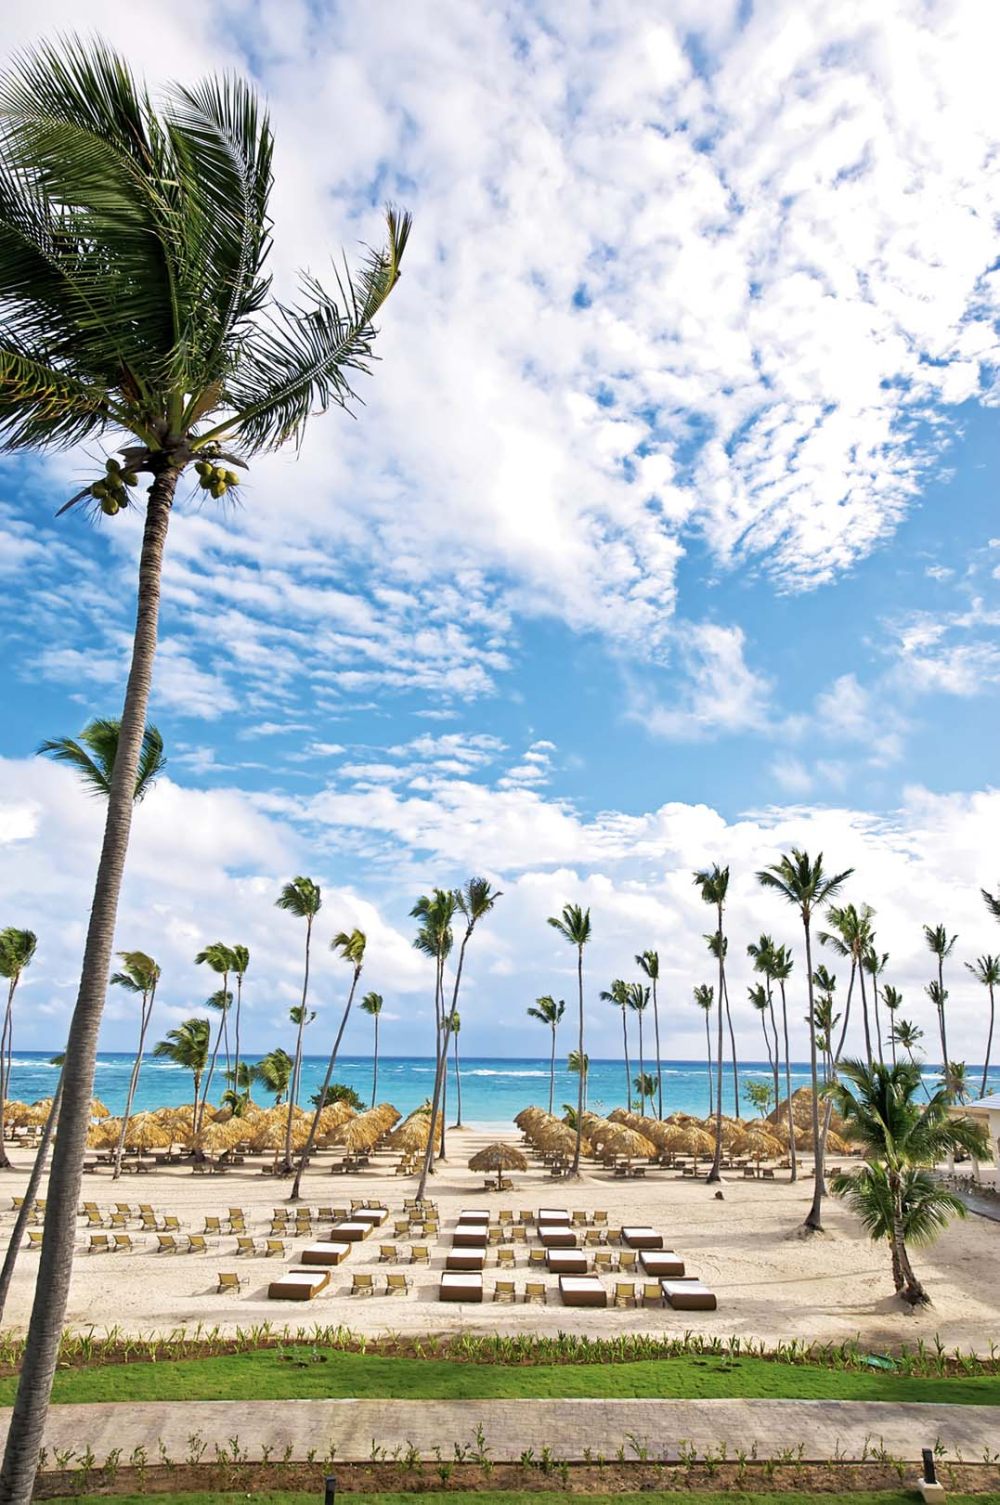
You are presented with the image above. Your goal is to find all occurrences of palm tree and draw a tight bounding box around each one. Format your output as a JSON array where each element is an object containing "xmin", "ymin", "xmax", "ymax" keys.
[
  {"xmin": 276, "ymin": 878, "xmax": 322, "ymax": 1173},
  {"xmin": 746, "ymin": 934, "xmax": 781, "ymax": 1110},
  {"xmin": 221, "ymin": 1061, "xmax": 254, "ymax": 1115},
  {"xmin": 892, "ymin": 1017, "xmax": 925, "ymax": 1072},
  {"xmin": 527, "ymin": 996, "xmax": 564, "ymax": 1115},
  {"xmin": 229, "ymin": 945, "xmax": 250, "ymax": 1103},
  {"xmin": 923, "ymin": 923, "xmax": 957, "ymax": 1080},
  {"xmin": 627, "ymin": 982, "xmax": 650, "ymax": 1113},
  {"xmin": 447, "ymin": 1010, "xmax": 464, "ymax": 1127},
  {"xmin": 152, "ymin": 1019, "xmax": 210, "ymax": 1116},
  {"xmin": 828, "ymin": 1059, "xmax": 988, "ymax": 1304},
  {"xmin": 693, "ymin": 984, "xmax": 714, "ymax": 1116},
  {"xmin": 252, "ymin": 1048, "xmax": 293, "ymax": 1105},
  {"xmin": 811, "ymin": 965, "xmax": 840, "ymax": 1082},
  {"xmin": 599, "ymin": 980, "xmax": 632, "ymax": 1110},
  {"xmin": 360, "ymin": 992, "xmax": 383, "ymax": 1108},
  {"xmin": 863, "ymin": 947, "xmax": 889, "ymax": 1065},
  {"xmin": 819, "ymin": 904, "xmax": 875, "ymax": 1065},
  {"xmin": 0, "ymin": 929, "xmax": 37, "ymax": 1170},
  {"xmin": 747, "ymin": 983, "xmax": 776, "ymax": 1092},
  {"xmin": 757, "ymin": 849, "xmax": 853, "ymax": 1232},
  {"xmin": 199, "ymin": 988, "xmax": 232, "ymax": 1125},
  {"xmin": 964, "ymin": 956, "xmax": 999, "ymax": 1097},
  {"xmin": 38, "ymin": 719, "xmax": 165, "ymax": 801},
  {"xmin": 290, "ymin": 928, "xmax": 366, "ymax": 1199},
  {"xmin": 548, "ymin": 903, "xmax": 592, "ymax": 1178},
  {"xmin": 771, "ymin": 943, "xmax": 797, "ymax": 1180},
  {"xmin": 108, "ymin": 951, "xmax": 160, "ymax": 1179},
  {"xmin": 195, "ymin": 942, "xmax": 235, "ymax": 1105},
  {"xmin": 881, "ymin": 985, "xmax": 903, "ymax": 1067},
  {"xmin": 636, "ymin": 949, "xmax": 663, "ymax": 1118},
  {"xmin": 567, "ymin": 1050, "xmax": 590, "ymax": 1112},
  {"xmin": 634, "ymin": 1071, "xmax": 656, "ymax": 1106},
  {"xmin": 412, "ymin": 887, "xmax": 455, "ymax": 1188},
  {"xmin": 0, "ymin": 34, "xmax": 410, "ymax": 1491},
  {"xmin": 694, "ymin": 864, "xmax": 730, "ymax": 1180}
]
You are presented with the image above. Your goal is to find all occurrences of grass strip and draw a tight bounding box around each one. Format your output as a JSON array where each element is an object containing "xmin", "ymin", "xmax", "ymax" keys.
[
  {"xmin": 42, "ymin": 1492, "xmax": 988, "ymax": 1505},
  {"xmin": 6, "ymin": 1349, "xmax": 1000, "ymax": 1405}
]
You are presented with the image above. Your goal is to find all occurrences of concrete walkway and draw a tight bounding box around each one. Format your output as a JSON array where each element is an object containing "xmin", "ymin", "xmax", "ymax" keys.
[{"xmin": 1, "ymin": 1398, "xmax": 998, "ymax": 1466}]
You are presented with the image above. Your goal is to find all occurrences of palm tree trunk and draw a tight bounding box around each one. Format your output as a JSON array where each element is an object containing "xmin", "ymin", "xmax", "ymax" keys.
[
  {"xmin": 766, "ymin": 991, "xmax": 780, "ymax": 1110},
  {"xmin": 724, "ymin": 976, "xmax": 740, "ymax": 1117},
  {"xmin": 548, "ymin": 1027, "xmax": 556, "ymax": 1116},
  {"xmin": 894, "ymin": 1213, "xmax": 929, "ymax": 1305},
  {"xmin": 112, "ymin": 985, "xmax": 155, "ymax": 1179},
  {"xmin": 440, "ymin": 1048, "xmax": 448, "ymax": 1153},
  {"xmin": 418, "ymin": 934, "xmax": 471, "ymax": 1196},
  {"xmin": 0, "ymin": 1074, "xmax": 63, "ymax": 1322},
  {"xmin": 707, "ymin": 911, "xmax": 725, "ymax": 1183},
  {"xmin": 778, "ymin": 980, "xmax": 797, "ymax": 1182},
  {"xmin": 199, "ymin": 1007, "xmax": 227, "ymax": 1135},
  {"xmin": 0, "ymin": 473, "xmax": 175, "ymax": 1505},
  {"xmin": 858, "ymin": 966, "xmax": 873, "ymax": 1067},
  {"xmin": 570, "ymin": 948, "xmax": 584, "ymax": 1177},
  {"xmin": 371, "ymin": 1014, "xmax": 379, "ymax": 1108},
  {"xmin": 981, "ymin": 984, "xmax": 995, "ymax": 1099},
  {"xmin": 871, "ymin": 977, "xmax": 884, "ymax": 1064},
  {"xmin": 937, "ymin": 957, "xmax": 949, "ymax": 1080},
  {"xmin": 803, "ymin": 920, "xmax": 825, "ymax": 1232},
  {"xmin": 283, "ymin": 916, "xmax": 312, "ymax": 1173},
  {"xmin": 637, "ymin": 1010, "xmax": 646, "ymax": 1114},
  {"xmin": 290, "ymin": 970, "xmax": 361, "ymax": 1200},
  {"xmin": 704, "ymin": 1011, "xmax": 713, "ymax": 1116},
  {"xmin": 452, "ymin": 1029, "xmax": 463, "ymax": 1127},
  {"xmin": 0, "ymin": 981, "xmax": 14, "ymax": 1170},
  {"xmin": 622, "ymin": 1008, "xmax": 631, "ymax": 1112},
  {"xmin": 233, "ymin": 976, "xmax": 243, "ymax": 1110},
  {"xmin": 652, "ymin": 978, "xmax": 663, "ymax": 1119},
  {"xmin": 416, "ymin": 961, "xmax": 447, "ymax": 1201}
]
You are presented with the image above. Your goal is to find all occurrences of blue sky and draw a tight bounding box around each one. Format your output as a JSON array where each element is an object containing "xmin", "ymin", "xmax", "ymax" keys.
[{"xmin": 2, "ymin": 0, "xmax": 1000, "ymax": 1069}]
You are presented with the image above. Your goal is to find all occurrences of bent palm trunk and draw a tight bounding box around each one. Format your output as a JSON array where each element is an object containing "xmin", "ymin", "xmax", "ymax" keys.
[
  {"xmin": 570, "ymin": 947, "xmax": 584, "ymax": 1177},
  {"xmin": 0, "ymin": 1075, "xmax": 63, "ymax": 1321},
  {"xmin": 803, "ymin": 922, "xmax": 825, "ymax": 1231},
  {"xmin": 779, "ymin": 981, "xmax": 797, "ymax": 1182},
  {"xmin": 289, "ymin": 971, "xmax": 361, "ymax": 1200},
  {"xmin": 651, "ymin": 977, "xmax": 663, "ymax": 1119},
  {"xmin": 0, "ymin": 476, "xmax": 175, "ymax": 1504},
  {"xmin": 112, "ymin": 987, "xmax": 156, "ymax": 1179}
]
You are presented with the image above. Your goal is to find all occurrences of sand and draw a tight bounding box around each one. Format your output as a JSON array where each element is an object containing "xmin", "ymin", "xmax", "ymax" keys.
[{"xmin": 2, "ymin": 1126, "xmax": 997, "ymax": 1350}]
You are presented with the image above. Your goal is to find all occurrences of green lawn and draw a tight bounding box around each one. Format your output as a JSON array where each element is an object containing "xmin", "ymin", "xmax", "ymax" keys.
[
  {"xmin": 44, "ymin": 1494, "xmax": 986, "ymax": 1505},
  {"xmin": 6, "ymin": 1349, "xmax": 999, "ymax": 1405}
]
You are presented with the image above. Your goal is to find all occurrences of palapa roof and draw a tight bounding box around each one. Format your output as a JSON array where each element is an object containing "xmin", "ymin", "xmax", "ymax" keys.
[{"xmin": 468, "ymin": 1142, "xmax": 529, "ymax": 1172}]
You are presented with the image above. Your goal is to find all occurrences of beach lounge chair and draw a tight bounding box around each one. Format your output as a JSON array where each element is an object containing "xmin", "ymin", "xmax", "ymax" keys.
[
  {"xmin": 488, "ymin": 1226, "xmax": 503, "ymax": 1244},
  {"xmin": 156, "ymin": 1234, "xmax": 179, "ymax": 1253},
  {"xmin": 424, "ymin": 1219, "xmax": 440, "ymax": 1237},
  {"xmin": 217, "ymin": 1272, "xmax": 244, "ymax": 1293},
  {"xmin": 496, "ymin": 1246, "xmax": 516, "ymax": 1269},
  {"xmin": 203, "ymin": 1216, "xmax": 222, "ymax": 1234},
  {"xmin": 519, "ymin": 1209, "xmax": 534, "ymax": 1224},
  {"xmin": 410, "ymin": 1245, "xmax": 431, "ymax": 1264},
  {"xmin": 498, "ymin": 1209, "xmax": 513, "ymax": 1225},
  {"xmin": 162, "ymin": 1215, "xmax": 181, "ymax": 1233},
  {"xmin": 106, "ymin": 1211, "xmax": 128, "ymax": 1230},
  {"xmin": 642, "ymin": 1282, "xmax": 664, "ymax": 1307},
  {"xmin": 661, "ymin": 1279, "xmax": 717, "ymax": 1311},
  {"xmin": 614, "ymin": 1281, "xmax": 638, "ymax": 1308},
  {"xmin": 528, "ymin": 1248, "xmax": 546, "ymax": 1268},
  {"xmin": 617, "ymin": 1250, "xmax": 637, "ymax": 1272},
  {"xmin": 492, "ymin": 1279, "xmax": 516, "ymax": 1303},
  {"xmin": 268, "ymin": 1219, "xmax": 288, "ymax": 1235},
  {"xmin": 268, "ymin": 1267, "xmax": 330, "ymax": 1301},
  {"xmin": 605, "ymin": 1227, "xmax": 622, "ymax": 1245},
  {"xmin": 594, "ymin": 1250, "xmax": 613, "ymax": 1273},
  {"xmin": 235, "ymin": 1236, "xmax": 257, "ymax": 1256},
  {"xmin": 351, "ymin": 1273, "xmax": 375, "ymax": 1297},
  {"xmin": 26, "ymin": 1231, "xmax": 43, "ymax": 1250},
  {"xmin": 81, "ymin": 1201, "xmax": 99, "ymax": 1215},
  {"xmin": 265, "ymin": 1239, "xmax": 286, "ymax": 1257},
  {"xmin": 439, "ymin": 1272, "xmax": 483, "ymax": 1303},
  {"xmin": 558, "ymin": 1274, "xmax": 606, "ymax": 1308},
  {"xmin": 523, "ymin": 1281, "xmax": 547, "ymax": 1304},
  {"xmin": 584, "ymin": 1229, "xmax": 603, "ymax": 1246},
  {"xmin": 139, "ymin": 1213, "xmax": 158, "ymax": 1231},
  {"xmin": 593, "ymin": 1210, "xmax": 608, "ymax": 1225},
  {"xmin": 317, "ymin": 1206, "xmax": 336, "ymax": 1219},
  {"xmin": 393, "ymin": 1220, "xmax": 410, "ymax": 1238},
  {"xmin": 301, "ymin": 1242, "xmax": 351, "ymax": 1267},
  {"xmin": 112, "ymin": 1234, "xmax": 133, "ymax": 1253},
  {"xmin": 510, "ymin": 1225, "xmax": 527, "ymax": 1243},
  {"xmin": 571, "ymin": 1210, "xmax": 587, "ymax": 1226},
  {"xmin": 378, "ymin": 1243, "xmax": 397, "ymax": 1262},
  {"xmin": 114, "ymin": 1202, "xmax": 131, "ymax": 1217},
  {"xmin": 187, "ymin": 1234, "xmax": 209, "ymax": 1254},
  {"xmin": 385, "ymin": 1272, "xmax": 411, "ymax": 1296},
  {"xmin": 83, "ymin": 1208, "xmax": 103, "ymax": 1227}
]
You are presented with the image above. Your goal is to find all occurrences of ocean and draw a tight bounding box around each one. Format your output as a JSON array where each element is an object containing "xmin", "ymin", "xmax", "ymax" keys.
[{"xmin": 5, "ymin": 1053, "xmax": 997, "ymax": 1130}]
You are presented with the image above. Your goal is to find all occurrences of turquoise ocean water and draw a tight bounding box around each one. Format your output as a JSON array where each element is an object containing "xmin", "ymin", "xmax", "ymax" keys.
[{"xmin": 6, "ymin": 1053, "xmax": 998, "ymax": 1131}]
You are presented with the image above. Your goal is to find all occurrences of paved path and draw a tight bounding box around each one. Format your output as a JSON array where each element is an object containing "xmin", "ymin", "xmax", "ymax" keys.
[{"xmin": 1, "ymin": 1398, "xmax": 997, "ymax": 1466}]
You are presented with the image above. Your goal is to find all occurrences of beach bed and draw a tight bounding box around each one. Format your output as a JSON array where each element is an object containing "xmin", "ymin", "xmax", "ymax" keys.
[
  {"xmin": 457, "ymin": 1209, "xmax": 489, "ymax": 1223},
  {"xmin": 353, "ymin": 1207, "xmax": 388, "ymax": 1227},
  {"xmin": 439, "ymin": 1272, "xmax": 484, "ymax": 1303},
  {"xmin": 267, "ymin": 1267, "xmax": 331, "ymax": 1301},
  {"xmin": 661, "ymin": 1278, "xmax": 717, "ymax": 1310},
  {"xmin": 446, "ymin": 1250, "xmax": 485, "ymax": 1271},
  {"xmin": 299, "ymin": 1241, "xmax": 351, "ymax": 1267},
  {"xmin": 538, "ymin": 1226, "xmax": 576, "ymax": 1247},
  {"xmin": 452, "ymin": 1228, "xmax": 489, "ymax": 1247},
  {"xmin": 546, "ymin": 1248, "xmax": 588, "ymax": 1274},
  {"xmin": 622, "ymin": 1226, "xmax": 663, "ymax": 1249},
  {"xmin": 558, "ymin": 1273, "xmax": 607, "ymax": 1308},
  {"xmin": 537, "ymin": 1207, "xmax": 570, "ymax": 1223},
  {"xmin": 330, "ymin": 1221, "xmax": 372, "ymax": 1242},
  {"xmin": 639, "ymin": 1250, "xmax": 685, "ymax": 1277}
]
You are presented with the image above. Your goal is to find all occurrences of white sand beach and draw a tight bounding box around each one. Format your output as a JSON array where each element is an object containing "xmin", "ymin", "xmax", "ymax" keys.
[{"xmin": 2, "ymin": 1126, "xmax": 997, "ymax": 1350}]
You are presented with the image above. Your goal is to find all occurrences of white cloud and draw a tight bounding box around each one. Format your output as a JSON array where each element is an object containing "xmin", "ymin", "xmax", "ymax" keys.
[{"xmin": 631, "ymin": 622, "xmax": 771, "ymax": 740}]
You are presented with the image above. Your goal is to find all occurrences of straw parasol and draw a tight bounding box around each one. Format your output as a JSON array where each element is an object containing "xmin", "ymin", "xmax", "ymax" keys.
[
  {"xmin": 90, "ymin": 1098, "xmax": 110, "ymax": 1119},
  {"xmin": 468, "ymin": 1141, "xmax": 529, "ymax": 1190},
  {"xmin": 603, "ymin": 1125, "xmax": 657, "ymax": 1163},
  {"xmin": 733, "ymin": 1124, "xmax": 784, "ymax": 1165}
]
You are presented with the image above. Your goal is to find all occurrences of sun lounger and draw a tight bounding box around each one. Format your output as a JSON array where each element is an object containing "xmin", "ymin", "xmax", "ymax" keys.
[
  {"xmin": 546, "ymin": 1248, "xmax": 588, "ymax": 1274},
  {"xmin": 558, "ymin": 1274, "xmax": 607, "ymax": 1308},
  {"xmin": 537, "ymin": 1207, "xmax": 570, "ymax": 1223},
  {"xmin": 267, "ymin": 1267, "xmax": 331, "ymax": 1301},
  {"xmin": 439, "ymin": 1272, "xmax": 484, "ymax": 1303},
  {"xmin": 661, "ymin": 1278, "xmax": 717, "ymax": 1310},
  {"xmin": 332, "ymin": 1221, "xmax": 373, "ymax": 1242},
  {"xmin": 621, "ymin": 1226, "xmax": 663, "ymax": 1249},
  {"xmin": 452, "ymin": 1228, "xmax": 489, "ymax": 1247},
  {"xmin": 538, "ymin": 1226, "xmax": 577, "ymax": 1247},
  {"xmin": 446, "ymin": 1250, "xmax": 485, "ymax": 1271},
  {"xmin": 639, "ymin": 1250, "xmax": 686, "ymax": 1277},
  {"xmin": 299, "ymin": 1241, "xmax": 351, "ymax": 1267}
]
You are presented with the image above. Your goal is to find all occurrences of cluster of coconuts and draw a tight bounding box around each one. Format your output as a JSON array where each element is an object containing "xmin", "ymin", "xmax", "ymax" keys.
[
  {"xmin": 90, "ymin": 457, "xmax": 139, "ymax": 516},
  {"xmin": 195, "ymin": 459, "xmax": 240, "ymax": 498}
]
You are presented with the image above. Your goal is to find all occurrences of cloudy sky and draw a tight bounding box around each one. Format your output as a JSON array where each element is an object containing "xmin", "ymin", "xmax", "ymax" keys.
[{"xmin": 2, "ymin": 0, "xmax": 1000, "ymax": 1069}]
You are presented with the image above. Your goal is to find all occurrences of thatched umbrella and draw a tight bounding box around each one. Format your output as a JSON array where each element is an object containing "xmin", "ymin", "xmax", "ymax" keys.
[
  {"xmin": 195, "ymin": 1118, "xmax": 246, "ymax": 1156},
  {"xmin": 468, "ymin": 1141, "xmax": 529, "ymax": 1190},
  {"xmin": 535, "ymin": 1122, "xmax": 579, "ymax": 1158},
  {"xmin": 90, "ymin": 1098, "xmax": 110, "ymax": 1119},
  {"xmin": 607, "ymin": 1106, "xmax": 630, "ymax": 1124},
  {"xmin": 604, "ymin": 1125, "xmax": 657, "ymax": 1164},
  {"xmin": 733, "ymin": 1124, "xmax": 784, "ymax": 1166},
  {"xmin": 670, "ymin": 1124, "xmax": 715, "ymax": 1171},
  {"xmin": 120, "ymin": 1113, "xmax": 172, "ymax": 1151}
]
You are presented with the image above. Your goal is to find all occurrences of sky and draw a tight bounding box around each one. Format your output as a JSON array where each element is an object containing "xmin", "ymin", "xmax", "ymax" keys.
[{"xmin": 2, "ymin": 0, "xmax": 1000, "ymax": 1072}]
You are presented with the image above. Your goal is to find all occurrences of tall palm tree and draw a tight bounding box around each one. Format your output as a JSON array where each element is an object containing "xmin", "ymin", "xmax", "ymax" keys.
[
  {"xmin": 0, "ymin": 35, "xmax": 409, "ymax": 1492},
  {"xmin": 626, "ymin": 982, "xmax": 650, "ymax": 1114},
  {"xmin": 567, "ymin": 1049, "xmax": 590, "ymax": 1112},
  {"xmin": 819, "ymin": 904, "xmax": 875, "ymax": 1064},
  {"xmin": 923, "ymin": 923, "xmax": 957, "ymax": 1080},
  {"xmin": 694, "ymin": 863, "xmax": 730, "ymax": 1180},
  {"xmin": 747, "ymin": 983, "xmax": 776, "ymax": 1094},
  {"xmin": 108, "ymin": 950, "xmax": 160, "ymax": 1179},
  {"xmin": 881, "ymin": 985, "xmax": 903, "ymax": 1067},
  {"xmin": 633, "ymin": 1070, "xmax": 656, "ymax": 1106},
  {"xmin": 526, "ymin": 996, "xmax": 564, "ymax": 1115},
  {"xmin": 863, "ymin": 947, "xmax": 889, "ymax": 1065},
  {"xmin": 828, "ymin": 1059, "xmax": 987, "ymax": 1304},
  {"xmin": 447, "ymin": 1010, "xmax": 463, "ymax": 1127},
  {"xmin": 290, "ymin": 928, "xmax": 366, "ymax": 1199},
  {"xmin": 693, "ymin": 984, "xmax": 714, "ymax": 1116},
  {"xmin": 771, "ymin": 943, "xmax": 797, "ymax": 1180},
  {"xmin": 757, "ymin": 849, "xmax": 853, "ymax": 1232},
  {"xmin": 38, "ymin": 719, "xmax": 165, "ymax": 801},
  {"xmin": 199, "ymin": 988, "xmax": 232, "ymax": 1125},
  {"xmin": 811, "ymin": 965, "xmax": 840, "ymax": 1082},
  {"xmin": 599, "ymin": 980, "xmax": 632, "ymax": 1110},
  {"xmin": 892, "ymin": 1017, "xmax": 925, "ymax": 1072},
  {"xmin": 964, "ymin": 956, "xmax": 999, "ymax": 1097},
  {"xmin": 252, "ymin": 1048, "xmax": 293, "ymax": 1105},
  {"xmin": 276, "ymin": 878, "xmax": 322, "ymax": 1173},
  {"xmin": 152, "ymin": 1019, "xmax": 210, "ymax": 1116},
  {"xmin": 221, "ymin": 1060, "xmax": 254, "ymax": 1115},
  {"xmin": 360, "ymin": 992, "xmax": 383, "ymax": 1108},
  {"xmin": 0, "ymin": 930, "xmax": 37, "ymax": 1170},
  {"xmin": 746, "ymin": 934, "xmax": 781, "ymax": 1110},
  {"xmin": 195, "ymin": 942, "xmax": 235, "ymax": 1101},
  {"xmin": 229, "ymin": 944, "xmax": 250, "ymax": 1103},
  {"xmin": 635, "ymin": 949, "xmax": 663, "ymax": 1118},
  {"xmin": 548, "ymin": 903, "xmax": 592, "ymax": 1178},
  {"xmin": 412, "ymin": 887, "xmax": 455, "ymax": 1190}
]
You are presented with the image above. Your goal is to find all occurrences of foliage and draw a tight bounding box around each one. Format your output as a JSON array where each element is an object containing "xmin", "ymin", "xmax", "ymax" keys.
[
  {"xmin": 37, "ymin": 719, "xmax": 164, "ymax": 802},
  {"xmin": 309, "ymin": 1082, "xmax": 365, "ymax": 1113}
]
